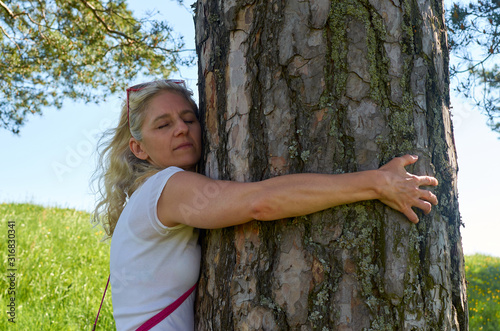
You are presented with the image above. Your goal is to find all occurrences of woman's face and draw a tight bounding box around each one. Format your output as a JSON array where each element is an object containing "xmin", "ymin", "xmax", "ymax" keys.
[{"xmin": 130, "ymin": 91, "xmax": 202, "ymax": 171}]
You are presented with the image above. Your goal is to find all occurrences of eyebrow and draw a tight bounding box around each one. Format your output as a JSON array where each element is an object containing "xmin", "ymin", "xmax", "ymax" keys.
[{"xmin": 152, "ymin": 109, "xmax": 196, "ymax": 124}]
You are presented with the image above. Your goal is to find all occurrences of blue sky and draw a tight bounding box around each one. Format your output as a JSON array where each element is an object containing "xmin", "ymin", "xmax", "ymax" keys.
[{"xmin": 1, "ymin": 1, "xmax": 499, "ymax": 257}]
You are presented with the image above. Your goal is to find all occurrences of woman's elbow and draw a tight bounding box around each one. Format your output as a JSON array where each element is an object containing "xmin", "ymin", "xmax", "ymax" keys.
[{"xmin": 250, "ymin": 197, "xmax": 280, "ymax": 221}]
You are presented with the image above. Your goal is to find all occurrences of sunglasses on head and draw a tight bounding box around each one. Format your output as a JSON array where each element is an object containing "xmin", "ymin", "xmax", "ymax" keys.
[{"xmin": 126, "ymin": 79, "xmax": 187, "ymax": 130}]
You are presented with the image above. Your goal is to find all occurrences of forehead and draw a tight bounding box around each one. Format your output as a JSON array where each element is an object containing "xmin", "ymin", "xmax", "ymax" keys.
[
  {"xmin": 147, "ymin": 91, "xmax": 195, "ymax": 113},
  {"xmin": 141, "ymin": 92, "xmax": 197, "ymax": 129}
]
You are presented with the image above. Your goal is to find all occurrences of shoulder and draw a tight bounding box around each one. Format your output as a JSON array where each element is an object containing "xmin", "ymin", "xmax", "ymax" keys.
[
  {"xmin": 128, "ymin": 166, "xmax": 186, "ymax": 212},
  {"xmin": 149, "ymin": 166, "xmax": 185, "ymax": 183},
  {"xmin": 137, "ymin": 166, "xmax": 185, "ymax": 194},
  {"xmin": 121, "ymin": 166, "xmax": 188, "ymax": 234},
  {"xmin": 157, "ymin": 170, "xmax": 215, "ymax": 228}
]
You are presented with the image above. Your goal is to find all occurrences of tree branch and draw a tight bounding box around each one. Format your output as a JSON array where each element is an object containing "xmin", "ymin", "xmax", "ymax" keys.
[
  {"xmin": 78, "ymin": 0, "xmax": 135, "ymax": 43},
  {"xmin": 0, "ymin": 24, "xmax": 21, "ymax": 52},
  {"xmin": 0, "ymin": 1, "xmax": 15, "ymax": 18}
]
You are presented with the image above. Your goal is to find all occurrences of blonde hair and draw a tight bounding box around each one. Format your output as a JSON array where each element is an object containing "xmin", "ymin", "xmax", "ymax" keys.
[{"xmin": 92, "ymin": 80, "xmax": 198, "ymax": 238}]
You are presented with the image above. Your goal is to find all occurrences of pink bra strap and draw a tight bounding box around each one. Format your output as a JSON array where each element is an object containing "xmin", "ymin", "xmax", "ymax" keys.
[
  {"xmin": 93, "ymin": 275, "xmax": 110, "ymax": 331},
  {"xmin": 136, "ymin": 283, "xmax": 198, "ymax": 331},
  {"xmin": 93, "ymin": 275, "xmax": 197, "ymax": 331}
]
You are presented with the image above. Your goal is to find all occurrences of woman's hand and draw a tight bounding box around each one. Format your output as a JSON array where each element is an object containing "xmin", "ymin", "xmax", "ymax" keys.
[{"xmin": 376, "ymin": 155, "xmax": 439, "ymax": 223}]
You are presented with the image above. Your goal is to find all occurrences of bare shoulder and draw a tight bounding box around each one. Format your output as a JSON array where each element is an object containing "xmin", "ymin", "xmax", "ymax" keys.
[
  {"xmin": 157, "ymin": 171, "xmax": 239, "ymax": 228},
  {"xmin": 157, "ymin": 171, "xmax": 204, "ymax": 227}
]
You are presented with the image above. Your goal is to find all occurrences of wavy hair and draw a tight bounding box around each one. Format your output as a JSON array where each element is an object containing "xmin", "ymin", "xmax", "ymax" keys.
[{"xmin": 92, "ymin": 80, "xmax": 198, "ymax": 238}]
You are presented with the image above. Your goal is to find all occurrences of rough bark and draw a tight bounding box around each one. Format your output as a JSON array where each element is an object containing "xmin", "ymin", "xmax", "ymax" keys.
[{"xmin": 194, "ymin": 0, "xmax": 467, "ymax": 330}]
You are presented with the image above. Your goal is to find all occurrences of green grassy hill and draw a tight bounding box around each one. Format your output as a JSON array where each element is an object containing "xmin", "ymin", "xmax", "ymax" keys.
[
  {"xmin": 466, "ymin": 254, "xmax": 500, "ymax": 331},
  {"xmin": 1, "ymin": 203, "xmax": 499, "ymax": 330},
  {"xmin": 0, "ymin": 203, "xmax": 114, "ymax": 330}
]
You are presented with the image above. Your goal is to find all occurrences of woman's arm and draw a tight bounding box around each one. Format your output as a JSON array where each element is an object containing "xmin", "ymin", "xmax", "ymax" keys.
[{"xmin": 157, "ymin": 155, "xmax": 438, "ymax": 228}]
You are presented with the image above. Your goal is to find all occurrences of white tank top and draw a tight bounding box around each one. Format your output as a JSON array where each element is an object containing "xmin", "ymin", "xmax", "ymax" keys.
[{"xmin": 110, "ymin": 167, "xmax": 200, "ymax": 331}]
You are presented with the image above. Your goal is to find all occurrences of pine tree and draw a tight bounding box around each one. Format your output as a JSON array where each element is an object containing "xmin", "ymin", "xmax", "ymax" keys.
[{"xmin": 195, "ymin": 0, "xmax": 467, "ymax": 329}]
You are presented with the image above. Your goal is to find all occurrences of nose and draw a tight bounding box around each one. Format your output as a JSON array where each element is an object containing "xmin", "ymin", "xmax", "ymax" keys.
[{"xmin": 173, "ymin": 120, "xmax": 189, "ymax": 136}]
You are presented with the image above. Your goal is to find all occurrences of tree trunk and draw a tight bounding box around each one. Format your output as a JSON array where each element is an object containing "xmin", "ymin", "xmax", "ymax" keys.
[{"xmin": 194, "ymin": 0, "xmax": 467, "ymax": 330}]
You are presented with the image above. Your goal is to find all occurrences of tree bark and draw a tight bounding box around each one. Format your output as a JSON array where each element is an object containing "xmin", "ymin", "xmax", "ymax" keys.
[{"xmin": 194, "ymin": 0, "xmax": 467, "ymax": 330}]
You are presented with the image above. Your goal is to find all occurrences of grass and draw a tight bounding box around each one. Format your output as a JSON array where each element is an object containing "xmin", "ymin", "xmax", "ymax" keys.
[
  {"xmin": 1, "ymin": 203, "xmax": 499, "ymax": 330},
  {"xmin": 0, "ymin": 203, "xmax": 114, "ymax": 330},
  {"xmin": 466, "ymin": 254, "xmax": 500, "ymax": 331}
]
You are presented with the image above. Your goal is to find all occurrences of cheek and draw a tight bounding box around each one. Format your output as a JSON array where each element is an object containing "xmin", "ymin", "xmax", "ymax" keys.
[{"xmin": 146, "ymin": 134, "xmax": 169, "ymax": 155}]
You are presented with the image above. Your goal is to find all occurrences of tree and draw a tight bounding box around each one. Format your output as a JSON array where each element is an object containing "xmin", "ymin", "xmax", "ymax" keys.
[
  {"xmin": 194, "ymin": 0, "xmax": 467, "ymax": 330},
  {"xmin": 447, "ymin": 0, "xmax": 500, "ymax": 135},
  {"xmin": 0, "ymin": 0, "xmax": 189, "ymax": 134}
]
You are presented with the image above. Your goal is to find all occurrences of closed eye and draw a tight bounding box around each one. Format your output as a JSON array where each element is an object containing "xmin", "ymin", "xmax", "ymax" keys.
[{"xmin": 158, "ymin": 123, "xmax": 170, "ymax": 129}]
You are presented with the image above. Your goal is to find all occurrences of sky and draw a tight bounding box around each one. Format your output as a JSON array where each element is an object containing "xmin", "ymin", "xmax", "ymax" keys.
[{"xmin": 1, "ymin": 1, "xmax": 499, "ymax": 258}]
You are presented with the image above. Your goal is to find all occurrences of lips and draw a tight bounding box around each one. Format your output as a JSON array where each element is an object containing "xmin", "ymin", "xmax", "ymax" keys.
[{"xmin": 174, "ymin": 142, "xmax": 193, "ymax": 150}]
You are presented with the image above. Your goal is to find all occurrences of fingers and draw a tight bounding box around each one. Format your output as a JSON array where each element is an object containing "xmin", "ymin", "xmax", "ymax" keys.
[
  {"xmin": 419, "ymin": 189, "xmax": 438, "ymax": 205},
  {"xmin": 402, "ymin": 190, "xmax": 436, "ymax": 223},
  {"xmin": 399, "ymin": 154, "xmax": 419, "ymax": 167},
  {"xmin": 400, "ymin": 156, "xmax": 438, "ymax": 187},
  {"xmin": 414, "ymin": 199, "xmax": 433, "ymax": 214},
  {"xmin": 397, "ymin": 156, "xmax": 439, "ymax": 187},
  {"xmin": 417, "ymin": 175, "xmax": 439, "ymax": 187},
  {"xmin": 400, "ymin": 194, "xmax": 433, "ymax": 224},
  {"xmin": 402, "ymin": 206, "xmax": 419, "ymax": 224}
]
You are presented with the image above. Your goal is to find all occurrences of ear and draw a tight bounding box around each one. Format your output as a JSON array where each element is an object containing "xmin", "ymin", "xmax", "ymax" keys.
[{"xmin": 129, "ymin": 137, "xmax": 149, "ymax": 160}]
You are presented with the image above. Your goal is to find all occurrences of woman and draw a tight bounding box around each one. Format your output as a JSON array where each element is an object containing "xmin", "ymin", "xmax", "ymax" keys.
[{"xmin": 93, "ymin": 80, "xmax": 438, "ymax": 330}]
